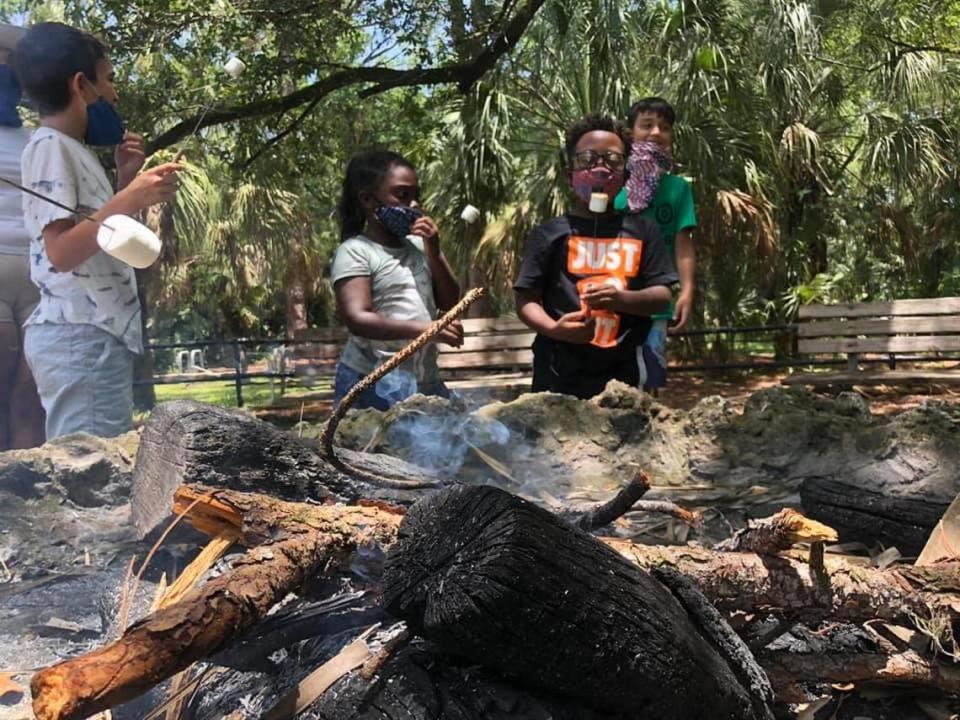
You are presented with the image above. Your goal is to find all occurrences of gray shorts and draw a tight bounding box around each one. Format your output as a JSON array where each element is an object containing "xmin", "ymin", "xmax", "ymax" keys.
[
  {"xmin": 0, "ymin": 253, "xmax": 39, "ymax": 326},
  {"xmin": 24, "ymin": 323, "xmax": 134, "ymax": 440}
]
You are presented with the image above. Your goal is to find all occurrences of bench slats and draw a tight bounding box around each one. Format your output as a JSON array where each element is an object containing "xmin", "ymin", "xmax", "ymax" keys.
[
  {"xmin": 783, "ymin": 369, "xmax": 960, "ymax": 386},
  {"xmin": 799, "ymin": 335, "xmax": 960, "ymax": 355},
  {"xmin": 440, "ymin": 332, "xmax": 536, "ymax": 353},
  {"xmin": 798, "ymin": 316, "xmax": 960, "ymax": 338},
  {"xmin": 798, "ymin": 297, "xmax": 960, "ymax": 320},
  {"xmin": 437, "ymin": 349, "xmax": 533, "ymax": 370},
  {"xmin": 459, "ymin": 317, "xmax": 528, "ymax": 334}
]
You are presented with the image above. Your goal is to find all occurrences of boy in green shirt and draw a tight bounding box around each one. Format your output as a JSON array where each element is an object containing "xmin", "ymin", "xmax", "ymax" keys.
[{"xmin": 613, "ymin": 97, "xmax": 697, "ymax": 391}]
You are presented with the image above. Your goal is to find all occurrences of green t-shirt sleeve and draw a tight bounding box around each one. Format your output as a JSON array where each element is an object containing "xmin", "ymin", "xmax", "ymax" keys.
[
  {"xmin": 613, "ymin": 186, "xmax": 628, "ymax": 212},
  {"xmin": 676, "ymin": 177, "xmax": 697, "ymax": 231}
]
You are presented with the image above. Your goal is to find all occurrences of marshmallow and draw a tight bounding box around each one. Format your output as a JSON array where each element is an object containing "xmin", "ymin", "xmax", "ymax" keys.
[
  {"xmin": 460, "ymin": 204, "xmax": 481, "ymax": 224},
  {"xmin": 589, "ymin": 193, "xmax": 609, "ymax": 213},
  {"xmin": 224, "ymin": 57, "xmax": 247, "ymax": 79},
  {"xmin": 97, "ymin": 215, "xmax": 162, "ymax": 269}
]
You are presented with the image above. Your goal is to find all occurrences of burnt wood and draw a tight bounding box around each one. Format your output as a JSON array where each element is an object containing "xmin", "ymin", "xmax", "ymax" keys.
[
  {"xmin": 383, "ymin": 485, "xmax": 774, "ymax": 720},
  {"xmin": 131, "ymin": 400, "xmax": 441, "ymax": 537}
]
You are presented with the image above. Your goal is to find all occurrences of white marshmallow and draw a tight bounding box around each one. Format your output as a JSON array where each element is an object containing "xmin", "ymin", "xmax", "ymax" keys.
[
  {"xmin": 97, "ymin": 215, "xmax": 162, "ymax": 269},
  {"xmin": 589, "ymin": 193, "xmax": 609, "ymax": 213},
  {"xmin": 224, "ymin": 57, "xmax": 247, "ymax": 79},
  {"xmin": 460, "ymin": 204, "xmax": 481, "ymax": 224}
]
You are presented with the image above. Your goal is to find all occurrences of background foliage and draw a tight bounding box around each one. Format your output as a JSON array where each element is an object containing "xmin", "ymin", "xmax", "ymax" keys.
[{"xmin": 4, "ymin": 0, "xmax": 959, "ymax": 346}]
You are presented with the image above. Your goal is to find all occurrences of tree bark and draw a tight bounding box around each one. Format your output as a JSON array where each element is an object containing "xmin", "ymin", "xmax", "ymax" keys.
[
  {"xmin": 383, "ymin": 485, "xmax": 774, "ymax": 720},
  {"xmin": 605, "ymin": 539, "xmax": 960, "ymax": 626},
  {"xmin": 130, "ymin": 400, "xmax": 444, "ymax": 537},
  {"xmin": 31, "ymin": 530, "xmax": 335, "ymax": 720},
  {"xmin": 30, "ymin": 493, "xmax": 403, "ymax": 720}
]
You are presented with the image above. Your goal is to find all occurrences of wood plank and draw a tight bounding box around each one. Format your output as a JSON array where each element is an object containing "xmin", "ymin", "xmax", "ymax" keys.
[
  {"xmin": 437, "ymin": 349, "xmax": 533, "ymax": 370},
  {"xmin": 460, "ymin": 317, "xmax": 527, "ymax": 334},
  {"xmin": 798, "ymin": 297, "xmax": 960, "ymax": 320},
  {"xmin": 446, "ymin": 375, "xmax": 532, "ymax": 391},
  {"xmin": 293, "ymin": 327, "xmax": 349, "ymax": 342},
  {"xmin": 798, "ymin": 316, "xmax": 960, "ymax": 338},
  {"xmin": 439, "ymin": 332, "xmax": 536, "ymax": 354},
  {"xmin": 783, "ymin": 370, "xmax": 960, "ymax": 387},
  {"xmin": 799, "ymin": 335, "xmax": 960, "ymax": 355}
]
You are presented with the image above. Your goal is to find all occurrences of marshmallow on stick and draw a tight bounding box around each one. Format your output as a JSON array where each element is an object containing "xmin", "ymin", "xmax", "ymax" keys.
[
  {"xmin": 461, "ymin": 204, "xmax": 481, "ymax": 224},
  {"xmin": 589, "ymin": 193, "xmax": 609, "ymax": 213}
]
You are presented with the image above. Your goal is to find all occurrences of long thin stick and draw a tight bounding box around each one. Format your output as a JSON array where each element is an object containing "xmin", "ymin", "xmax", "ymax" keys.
[
  {"xmin": 318, "ymin": 287, "xmax": 484, "ymax": 488},
  {"xmin": 0, "ymin": 177, "xmax": 115, "ymax": 230}
]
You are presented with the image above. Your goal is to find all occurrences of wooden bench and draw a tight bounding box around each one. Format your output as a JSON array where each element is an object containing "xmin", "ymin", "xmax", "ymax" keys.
[
  {"xmin": 288, "ymin": 316, "xmax": 535, "ymax": 400},
  {"xmin": 783, "ymin": 297, "xmax": 960, "ymax": 387}
]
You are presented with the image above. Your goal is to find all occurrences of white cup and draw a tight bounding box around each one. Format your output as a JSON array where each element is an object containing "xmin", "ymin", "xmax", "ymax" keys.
[
  {"xmin": 97, "ymin": 215, "xmax": 162, "ymax": 269},
  {"xmin": 224, "ymin": 57, "xmax": 247, "ymax": 79}
]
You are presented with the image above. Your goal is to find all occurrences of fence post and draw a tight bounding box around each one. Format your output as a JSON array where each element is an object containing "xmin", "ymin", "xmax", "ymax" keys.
[{"xmin": 234, "ymin": 339, "xmax": 245, "ymax": 407}]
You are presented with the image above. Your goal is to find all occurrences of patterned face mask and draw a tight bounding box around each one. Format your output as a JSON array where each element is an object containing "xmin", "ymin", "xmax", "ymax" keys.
[
  {"xmin": 375, "ymin": 203, "xmax": 424, "ymax": 239},
  {"xmin": 626, "ymin": 141, "xmax": 673, "ymax": 212},
  {"xmin": 571, "ymin": 167, "xmax": 624, "ymax": 211}
]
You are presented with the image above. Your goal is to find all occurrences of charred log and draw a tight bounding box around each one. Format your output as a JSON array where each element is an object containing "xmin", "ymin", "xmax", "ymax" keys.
[
  {"xmin": 383, "ymin": 485, "xmax": 774, "ymax": 720},
  {"xmin": 131, "ymin": 400, "xmax": 443, "ymax": 537},
  {"xmin": 801, "ymin": 477, "xmax": 948, "ymax": 556}
]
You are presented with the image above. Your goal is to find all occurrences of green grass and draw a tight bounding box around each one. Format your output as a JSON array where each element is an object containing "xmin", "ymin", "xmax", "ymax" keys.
[{"xmin": 135, "ymin": 379, "xmax": 332, "ymax": 422}]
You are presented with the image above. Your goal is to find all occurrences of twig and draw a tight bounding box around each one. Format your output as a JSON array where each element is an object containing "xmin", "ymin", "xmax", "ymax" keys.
[
  {"xmin": 569, "ymin": 470, "xmax": 652, "ymax": 531},
  {"xmin": 360, "ymin": 628, "xmax": 411, "ymax": 680},
  {"xmin": 318, "ymin": 288, "xmax": 484, "ymax": 489},
  {"xmin": 629, "ymin": 500, "xmax": 702, "ymax": 526}
]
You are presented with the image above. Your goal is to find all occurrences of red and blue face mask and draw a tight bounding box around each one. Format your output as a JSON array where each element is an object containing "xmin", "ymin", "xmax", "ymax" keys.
[
  {"xmin": 571, "ymin": 167, "xmax": 624, "ymax": 210},
  {"xmin": 375, "ymin": 203, "xmax": 423, "ymax": 239}
]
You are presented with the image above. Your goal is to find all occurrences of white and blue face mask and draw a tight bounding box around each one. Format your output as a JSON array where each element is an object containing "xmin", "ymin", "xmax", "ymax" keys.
[{"xmin": 375, "ymin": 203, "xmax": 423, "ymax": 239}]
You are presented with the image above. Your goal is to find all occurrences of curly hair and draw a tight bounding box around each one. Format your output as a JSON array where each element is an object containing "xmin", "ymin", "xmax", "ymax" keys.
[{"xmin": 563, "ymin": 113, "xmax": 631, "ymax": 163}]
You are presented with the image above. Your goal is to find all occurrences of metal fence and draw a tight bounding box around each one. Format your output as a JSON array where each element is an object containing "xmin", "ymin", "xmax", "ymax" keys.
[{"xmin": 139, "ymin": 324, "xmax": 960, "ymax": 408}]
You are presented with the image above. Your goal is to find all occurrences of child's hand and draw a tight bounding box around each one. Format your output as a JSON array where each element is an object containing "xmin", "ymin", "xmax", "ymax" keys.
[
  {"xmin": 668, "ymin": 291, "xmax": 694, "ymax": 334},
  {"xmin": 432, "ymin": 320, "xmax": 464, "ymax": 347},
  {"xmin": 115, "ymin": 131, "xmax": 146, "ymax": 189},
  {"xmin": 581, "ymin": 283, "xmax": 621, "ymax": 311},
  {"xmin": 118, "ymin": 163, "xmax": 182, "ymax": 213},
  {"xmin": 550, "ymin": 310, "xmax": 595, "ymax": 344},
  {"xmin": 410, "ymin": 214, "xmax": 441, "ymax": 254}
]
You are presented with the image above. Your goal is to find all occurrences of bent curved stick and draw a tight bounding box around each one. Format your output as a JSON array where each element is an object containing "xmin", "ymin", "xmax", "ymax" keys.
[{"xmin": 318, "ymin": 287, "xmax": 485, "ymax": 489}]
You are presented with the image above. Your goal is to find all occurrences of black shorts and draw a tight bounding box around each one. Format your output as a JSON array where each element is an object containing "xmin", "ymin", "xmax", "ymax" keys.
[{"xmin": 531, "ymin": 335, "xmax": 640, "ymax": 399}]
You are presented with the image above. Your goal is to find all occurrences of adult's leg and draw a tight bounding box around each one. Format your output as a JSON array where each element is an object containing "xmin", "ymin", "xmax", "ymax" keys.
[
  {"xmin": 8, "ymin": 264, "xmax": 44, "ymax": 448},
  {"xmin": 8, "ymin": 344, "xmax": 44, "ymax": 448},
  {"xmin": 0, "ymin": 320, "xmax": 18, "ymax": 450}
]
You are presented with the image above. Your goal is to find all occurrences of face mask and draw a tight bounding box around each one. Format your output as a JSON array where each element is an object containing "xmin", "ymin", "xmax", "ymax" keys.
[
  {"xmin": 85, "ymin": 97, "xmax": 125, "ymax": 146},
  {"xmin": 0, "ymin": 65, "xmax": 21, "ymax": 128},
  {"xmin": 571, "ymin": 167, "xmax": 624, "ymax": 212},
  {"xmin": 626, "ymin": 141, "xmax": 672, "ymax": 212},
  {"xmin": 375, "ymin": 203, "xmax": 423, "ymax": 239}
]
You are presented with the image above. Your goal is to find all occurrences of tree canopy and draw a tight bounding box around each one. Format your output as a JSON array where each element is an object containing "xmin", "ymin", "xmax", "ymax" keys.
[{"xmin": 4, "ymin": 0, "xmax": 959, "ymax": 343}]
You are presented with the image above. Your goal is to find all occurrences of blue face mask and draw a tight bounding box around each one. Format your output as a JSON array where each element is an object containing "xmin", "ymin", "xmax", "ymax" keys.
[
  {"xmin": 375, "ymin": 203, "xmax": 423, "ymax": 239},
  {"xmin": 0, "ymin": 65, "xmax": 21, "ymax": 128},
  {"xmin": 85, "ymin": 98, "xmax": 125, "ymax": 146}
]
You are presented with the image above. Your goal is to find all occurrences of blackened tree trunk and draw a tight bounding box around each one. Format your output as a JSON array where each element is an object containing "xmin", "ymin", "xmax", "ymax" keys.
[{"xmin": 383, "ymin": 485, "xmax": 774, "ymax": 720}]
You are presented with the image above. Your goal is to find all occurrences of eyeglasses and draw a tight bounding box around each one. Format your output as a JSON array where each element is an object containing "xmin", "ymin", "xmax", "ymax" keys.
[{"xmin": 573, "ymin": 150, "xmax": 626, "ymax": 171}]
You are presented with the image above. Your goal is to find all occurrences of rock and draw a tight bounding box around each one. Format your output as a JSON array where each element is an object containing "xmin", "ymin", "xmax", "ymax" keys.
[{"xmin": 0, "ymin": 431, "xmax": 138, "ymax": 508}]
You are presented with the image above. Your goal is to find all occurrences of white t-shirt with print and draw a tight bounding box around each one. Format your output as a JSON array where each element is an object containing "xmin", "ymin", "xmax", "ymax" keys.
[{"xmin": 21, "ymin": 127, "xmax": 142, "ymax": 354}]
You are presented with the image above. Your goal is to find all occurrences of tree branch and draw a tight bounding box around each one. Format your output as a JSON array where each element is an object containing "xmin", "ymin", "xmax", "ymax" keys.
[{"xmin": 145, "ymin": 0, "xmax": 547, "ymax": 155}]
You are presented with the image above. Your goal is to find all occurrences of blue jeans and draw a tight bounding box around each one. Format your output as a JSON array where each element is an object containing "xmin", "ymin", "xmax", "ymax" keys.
[
  {"xmin": 24, "ymin": 323, "xmax": 134, "ymax": 439},
  {"xmin": 333, "ymin": 362, "xmax": 449, "ymax": 411},
  {"xmin": 639, "ymin": 319, "xmax": 669, "ymax": 390}
]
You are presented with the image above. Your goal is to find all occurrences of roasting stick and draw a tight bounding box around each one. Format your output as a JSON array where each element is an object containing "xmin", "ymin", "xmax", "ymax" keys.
[{"xmin": 318, "ymin": 287, "xmax": 485, "ymax": 488}]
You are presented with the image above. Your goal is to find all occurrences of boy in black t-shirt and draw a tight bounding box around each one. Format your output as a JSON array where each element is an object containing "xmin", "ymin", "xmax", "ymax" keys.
[{"xmin": 513, "ymin": 114, "xmax": 678, "ymax": 399}]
